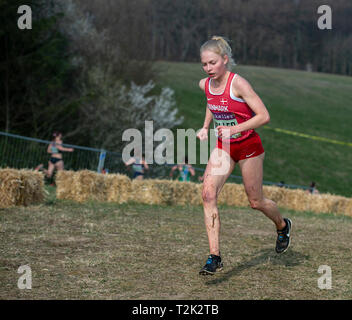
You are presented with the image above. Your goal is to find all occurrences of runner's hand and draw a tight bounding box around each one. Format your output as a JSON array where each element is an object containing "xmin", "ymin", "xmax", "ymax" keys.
[
  {"xmin": 197, "ymin": 127, "xmax": 208, "ymax": 141},
  {"xmin": 217, "ymin": 126, "xmax": 236, "ymax": 139}
]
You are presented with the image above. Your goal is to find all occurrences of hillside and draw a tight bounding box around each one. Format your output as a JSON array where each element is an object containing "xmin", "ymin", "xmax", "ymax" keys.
[{"xmin": 155, "ymin": 62, "xmax": 352, "ymax": 197}]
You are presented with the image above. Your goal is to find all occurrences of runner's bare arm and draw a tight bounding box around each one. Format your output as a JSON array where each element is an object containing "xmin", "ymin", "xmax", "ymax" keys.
[
  {"xmin": 197, "ymin": 78, "xmax": 213, "ymax": 140},
  {"xmin": 125, "ymin": 158, "xmax": 136, "ymax": 166},
  {"xmin": 218, "ymin": 76, "xmax": 270, "ymax": 138},
  {"xmin": 57, "ymin": 144, "xmax": 74, "ymax": 152},
  {"xmin": 142, "ymin": 159, "xmax": 149, "ymax": 170},
  {"xmin": 202, "ymin": 107, "xmax": 213, "ymax": 130}
]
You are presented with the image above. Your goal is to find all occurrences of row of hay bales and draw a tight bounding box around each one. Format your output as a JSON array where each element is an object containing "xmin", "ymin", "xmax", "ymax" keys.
[
  {"xmin": 0, "ymin": 168, "xmax": 44, "ymax": 208},
  {"xmin": 1, "ymin": 168, "xmax": 351, "ymax": 217},
  {"xmin": 56, "ymin": 170, "xmax": 352, "ymax": 217},
  {"xmin": 56, "ymin": 170, "xmax": 202, "ymax": 206}
]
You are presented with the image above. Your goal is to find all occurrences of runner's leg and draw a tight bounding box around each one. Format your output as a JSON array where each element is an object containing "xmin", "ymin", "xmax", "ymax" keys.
[
  {"xmin": 56, "ymin": 160, "xmax": 64, "ymax": 171},
  {"xmin": 202, "ymin": 147, "xmax": 235, "ymax": 256},
  {"xmin": 46, "ymin": 161, "xmax": 55, "ymax": 178},
  {"xmin": 239, "ymin": 153, "xmax": 286, "ymax": 230}
]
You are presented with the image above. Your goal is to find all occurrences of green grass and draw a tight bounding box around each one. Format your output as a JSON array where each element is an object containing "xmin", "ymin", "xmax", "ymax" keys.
[
  {"xmin": 1, "ymin": 190, "xmax": 351, "ymax": 300},
  {"xmin": 155, "ymin": 62, "xmax": 352, "ymax": 197}
]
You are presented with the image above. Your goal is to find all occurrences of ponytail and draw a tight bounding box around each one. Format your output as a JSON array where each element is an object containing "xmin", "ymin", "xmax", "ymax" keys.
[{"xmin": 200, "ymin": 35, "xmax": 236, "ymax": 69}]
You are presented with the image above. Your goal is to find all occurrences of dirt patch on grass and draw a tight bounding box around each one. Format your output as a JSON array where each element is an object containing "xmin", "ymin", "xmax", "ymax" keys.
[{"xmin": 0, "ymin": 200, "xmax": 351, "ymax": 299}]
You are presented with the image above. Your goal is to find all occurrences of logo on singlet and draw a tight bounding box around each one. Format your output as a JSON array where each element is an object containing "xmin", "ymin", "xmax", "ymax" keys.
[{"xmin": 220, "ymin": 98, "xmax": 228, "ymax": 105}]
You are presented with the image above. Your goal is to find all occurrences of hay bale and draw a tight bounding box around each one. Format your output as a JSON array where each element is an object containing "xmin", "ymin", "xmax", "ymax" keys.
[
  {"xmin": 262, "ymin": 187, "xmax": 352, "ymax": 216},
  {"xmin": 128, "ymin": 179, "xmax": 352, "ymax": 216},
  {"xmin": 128, "ymin": 179, "xmax": 202, "ymax": 206},
  {"xmin": 263, "ymin": 185, "xmax": 287, "ymax": 206},
  {"xmin": 0, "ymin": 168, "xmax": 44, "ymax": 208},
  {"xmin": 169, "ymin": 180, "xmax": 202, "ymax": 206},
  {"xmin": 57, "ymin": 170, "xmax": 130, "ymax": 203},
  {"xmin": 106, "ymin": 174, "xmax": 132, "ymax": 204},
  {"xmin": 71, "ymin": 170, "xmax": 107, "ymax": 203},
  {"xmin": 343, "ymin": 199, "xmax": 352, "ymax": 217},
  {"xmin": 310, "ymin": 194, "xmax": 352, "ymax": 216},
  {"xmin": 54, "ymin": 168, "xmax": 352, "ymax": 218},
  {"xmin": 305, "ymin": 193, "xmax": 336, "ymax": 214},
  {"xmin": 56, "ymin": 170, "xmax": 107, "ymax": 203},
  {"xmin": 56, "ymin": 170, "xmax": 75, "ymax": 200},
  {"xmin": 192, "ymin": 183, "xmax": 204, "ymax": 206},
  {"xmin": 129, "ymin": 179, "xmax": 173, "ymax": 205},
  {"xmin": 128, "ymin": 179, "xmax": 151, "ymax": 204},
  {"xmin": 218, "ymin": 183, "xmax": 248, "ymax": 207},
  {"xmin": 272, "ymin": 188, "xmax": 309, "ymax": 212},
  {"xmin": 20, "ymin": 170, "xmax": 44, "ymax": 206}
]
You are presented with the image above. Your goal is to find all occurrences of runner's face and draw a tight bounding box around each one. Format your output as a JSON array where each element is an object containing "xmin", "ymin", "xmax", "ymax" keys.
[
  {"xmin": 201, "ymin": 50, "xmax": 228, "ymax": 79},
  {"xmin": 55, "ymin": 134, "xmax": 62, "ymax": 142}
]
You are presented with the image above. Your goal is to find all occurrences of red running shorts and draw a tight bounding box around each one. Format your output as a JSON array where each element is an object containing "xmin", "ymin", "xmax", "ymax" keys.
[{"xmin": 216, "ymin": 132, "xmax": 265, "ymax": 163}]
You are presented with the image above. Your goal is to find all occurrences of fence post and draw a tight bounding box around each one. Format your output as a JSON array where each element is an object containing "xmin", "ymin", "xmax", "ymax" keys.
[{"xmin": 97, "ymin": 150, "xmax": 106, "ymax": 173}]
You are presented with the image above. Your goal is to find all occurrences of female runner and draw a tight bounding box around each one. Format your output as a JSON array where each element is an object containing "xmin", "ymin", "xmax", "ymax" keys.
[{"xmin": 197, "ymin": 36, "xmax": 292, "ymax": 275}]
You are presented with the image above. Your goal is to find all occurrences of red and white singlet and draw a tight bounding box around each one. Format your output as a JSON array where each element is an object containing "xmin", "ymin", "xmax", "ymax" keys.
[
  {"xmin": 205, "ymin": 72, "xmax": 255, "ymax": 143},
  {"xmin": 205, "ymin": 72, "xmax": 265, "ymax": 162}
]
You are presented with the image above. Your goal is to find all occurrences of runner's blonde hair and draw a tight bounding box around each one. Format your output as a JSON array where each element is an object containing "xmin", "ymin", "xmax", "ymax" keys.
[{"xmin": 200, "ymin": 36, "xmax": 236, "ymax": 70}]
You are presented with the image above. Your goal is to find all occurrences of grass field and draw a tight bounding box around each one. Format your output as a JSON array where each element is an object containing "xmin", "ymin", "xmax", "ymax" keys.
[
  {"xmin": 1, "ymin": 188, "xmax": 351, "ymax": 300},
  {"xmin": 155, "ymin": 62, "xmax": 352, "ymax": 197}
]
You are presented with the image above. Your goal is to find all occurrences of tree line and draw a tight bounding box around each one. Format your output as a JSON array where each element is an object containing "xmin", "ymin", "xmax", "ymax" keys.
[
  {"xmin": 79, "ymin": 0, "xmax": 352, "ymax": 75},
  {"xmin": 0, "ymin": 0, "xmax": 351, "ymax": 150}
]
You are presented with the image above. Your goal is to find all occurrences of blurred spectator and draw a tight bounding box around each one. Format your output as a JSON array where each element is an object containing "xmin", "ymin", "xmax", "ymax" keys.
[
  {"xmin": 125, "ymin": 155, "xmax": 149, "ymax": 180},
  {"xmin": 277, "ymin": 181, "xmax": 285, "ymax": 188},
  {"xmin": 170, "ymin": 156, "xmax": 195, "ymax": 182},
  {"xmin": 307, "ymin": 181, "xmax": 319, "ymax": 194},
  {"xmin": 46, "ymin": 132, "xmax": 74, "ymax": 184}
]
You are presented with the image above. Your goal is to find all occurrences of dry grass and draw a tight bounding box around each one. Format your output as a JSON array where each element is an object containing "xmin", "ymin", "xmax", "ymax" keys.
[{"xmin": 0, "ymin": 188, "xmax": 351, "ymax": 300}]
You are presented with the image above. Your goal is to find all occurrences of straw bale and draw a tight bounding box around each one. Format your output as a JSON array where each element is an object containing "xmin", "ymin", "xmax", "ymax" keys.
[
  {"xmin": 333, "ymin": 196, "xmax": 352, "ymax": 216},
  {"xmin": 168, "ymin": 180, "xmax": 202, "ymax": 206},
  {"xmin": 56, "ymin": 170, "xmax": 76, "ymax": 200},
  {"xmin": 71, "ymin": 170, "xmax": 107, "ymax": 202},
  {"xmin": 218, "ymin": 183, "xmax": 248, "ymax": 207},
  {"xmin": 277, "ymin": 188, "xmax": 310, "ymax": 212},
  {"xmin": 154, "ymin": 180, "xmax": 179, "ymax": 205},
  {"xmin": 192, "ymin": 183, "xmax": 204, "ymax": 206},
  {"xmin": 20, "ymin": 170, "xmax": 44, "ymax": 205},
  {"xmin": 263, "ymin": 185, "xmax": 287, "ymax": 206},
  {"xmin": 143, "ymin": 179, "xmax": 175, "ymax": 205},
  {"xmin": 343, "ymin": 199, "xmax": 352, "ymax": 217},
  {"xmin": 106, "ymin": 174, "xmax": 132, "ymax": 204},
  {"xmin": 129, "ymin": 179, "xmax": 164, "ymax": 205},
  {"xmin": 0, "ymin": 168, "xmax": 44, "ymax": 208},
  {"xmin": 54, "ymin": 169, "xmax": 352, "ymax": 217},
  {"xmin": 305, "ymin": 193, "xmax": 336, "ymax": 214},
  {"xmin": 128, "ymin": 179, "xmax": 201, "ymax": 206},
  {"xmin": 312, "ymin": 194, "xmax": 352, "ymax": 216}
]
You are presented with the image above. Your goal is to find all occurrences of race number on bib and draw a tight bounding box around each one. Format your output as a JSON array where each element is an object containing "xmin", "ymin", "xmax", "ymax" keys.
[{"xmin": 213, "ymin": 112, "xmax": 242, "ymax": 139}]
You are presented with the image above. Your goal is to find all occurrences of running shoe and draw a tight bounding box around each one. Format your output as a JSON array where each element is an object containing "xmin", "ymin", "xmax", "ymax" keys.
[
  {"xmin": 199, "ymin": 254, "xmax": 223, "ymax": 275},
  {"xmin": 275, "ymin": 218, "xmax": 292, "ymax": 253}
]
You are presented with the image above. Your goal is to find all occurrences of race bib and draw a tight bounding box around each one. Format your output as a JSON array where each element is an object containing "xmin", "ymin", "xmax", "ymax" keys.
[{"xmin": 213, "ymin": 112, "xmax": 242, "ymax": 139}]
